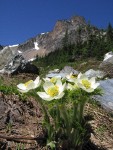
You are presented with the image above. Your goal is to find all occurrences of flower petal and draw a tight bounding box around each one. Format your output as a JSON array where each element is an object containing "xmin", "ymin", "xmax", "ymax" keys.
[
  {"xmin": 56, "ymin": 80, "xmax": 66, "ymax": 93},
  {"xmin": 54, "ymin": 92, "xmax": 65, "ymax": 99},
  {"xmin": 90, "ymin": 77, "xmax": 95, "ymax": 84},
  {"xmin": 77, "ymin": 82, "xmax": 84, "ymax": 89},
  {"xmin": 78, "ymin": 73, "xmax": 88, "ymax": 80},
  {"xmin": 56, "ymin": 79, "xmax": 62, "ymax": 87},
  {"xmin": 43, "ymin": 77, "xmax": 50, "ymax": 82},
  {"xmin": 77, "ymin": 72, "xmax": 82, "ymax": 79},
  {"xmin": 17, "ymin": 83, "xmax": 26, "ymax": 90},
  {"xmin": 92, "ymin": 82, "xmax": 100, "ymax": 89},
  {"xmin": 84, "ymin": 88, "xmax": 94, "ymax": 93},
  {"xmin": 37, "ymin": 92, "xmax": 53, "ymax": 101},
  {"xmin": 43, "ymin": 81, "xmax": 54, "ymax": 93},
  {"xmin": 34, "ymin": 76, "xmax": 39, "ymax": 84},
  {"xmin": 18, "ymin": 88, "xmax": 29, "ymax": 93},
  {"xmin": 34, "ymin": 77, "xmax": 41, "ymax": 88},
  {"xmin": 27, "ymin": 82, "xmax": 35, "ymax": 90}
]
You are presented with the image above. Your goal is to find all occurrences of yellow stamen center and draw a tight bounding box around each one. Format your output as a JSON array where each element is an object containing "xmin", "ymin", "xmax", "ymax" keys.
[
  {"xmin": 82, "ymin": 79, "xmax": 91, "ymax": 89},
  {"xmin": 71, "ymin": 74, "xmax": 77, "ymax": 78},
  {"xmin": 25, "ymin": 80, "xmax": 33, "ymax": 87},
  {"xmin": 47, "ymin": 85, "xmax": 59, "ymax": 97}
]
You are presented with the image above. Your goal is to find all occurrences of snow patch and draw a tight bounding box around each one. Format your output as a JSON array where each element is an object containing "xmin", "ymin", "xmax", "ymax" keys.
[
  {"xmin": 9, "ymin": 44, "xmax": 19, "ymax": 47},
  {"xmin": 41, "ymin": 33, "xmax": 45, "ymax": 35},
  {"xmin": 9, "ymin": 61, "xmax": 13, "ymax": 66},
  {"xmin": 18, "ymin": 51, "xmax": 22, "ymax": 54},
  {"xmin": 18, "ymin": 50, "xmax": 22, "ymax": 54},
  {"xmin": 28, "ymin": 57, "xmax": 36, "ymax": 62},
  {"xmin": 34, "ymin": 42, "xmax": 39, "ymax": 50}
]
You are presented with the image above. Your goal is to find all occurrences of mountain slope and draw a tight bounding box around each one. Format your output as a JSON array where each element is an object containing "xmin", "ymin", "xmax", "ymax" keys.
[{"xmin": 0, "ymin": 15, "xmax": 103, "ymax": 72}]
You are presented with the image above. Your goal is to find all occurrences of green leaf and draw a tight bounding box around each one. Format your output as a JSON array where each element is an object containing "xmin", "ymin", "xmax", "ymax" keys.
[{"xmin": 47, "ymin": 141, "xmax": 56, "ymax": 149}]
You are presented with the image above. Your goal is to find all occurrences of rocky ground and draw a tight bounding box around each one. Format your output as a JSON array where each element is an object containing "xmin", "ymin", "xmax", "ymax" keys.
[{"xmin": 0, "ymin": 73, "xmax": 113, "ymax": 150}]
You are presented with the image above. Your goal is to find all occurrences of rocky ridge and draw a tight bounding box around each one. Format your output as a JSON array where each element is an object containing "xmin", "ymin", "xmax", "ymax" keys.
[{"xmin": 0, "ymin": 16, "xmax": 101, "ymax": 74}]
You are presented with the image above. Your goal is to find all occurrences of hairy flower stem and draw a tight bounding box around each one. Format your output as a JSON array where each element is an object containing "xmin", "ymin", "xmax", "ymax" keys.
[
  {"xmin": 60, "ymin": 104, "xmax": 71, "ymax": 141},
  {"xmin": 54, "ymin": 105, "xmax": 60, "ymax": 131},
  {"xmin": 73, "ymin": 101, "xmax": 78, "ymax": 121},
  {"xmin": 78, "ymin": 97, "xmax": 88, "ymax": 124},
  {"xmin": 32, "ymin": 91, "xmax": 50, "ymax": 124}
]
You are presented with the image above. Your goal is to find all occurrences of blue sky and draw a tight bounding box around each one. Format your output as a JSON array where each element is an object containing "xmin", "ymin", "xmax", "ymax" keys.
[{"xmin": 0, "ymin": 0, "xmax": 113, "ymax": 45}]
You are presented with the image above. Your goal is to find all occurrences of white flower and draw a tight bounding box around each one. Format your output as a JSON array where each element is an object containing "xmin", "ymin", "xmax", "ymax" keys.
[
  {"xmin": 37, "ymin": 79, "xmax": 66, "ymax": 101},
  {"xmin": 77, "ymin": 73, "xmax": 100, "ymax": 93},
  {"xmin": 43, "ymin": 76, "xmax": 61, "ymax": 83},
  {"xmin": 66, "ymin": 72, "xmax": 78, "ymax": 83},
  {"xmin": 67, "ymin": 82, "xmax": 79, "ymax": 90},
  {"xmin": 17, "ymin": 76, "xmax": 41, "ymax": 93}
]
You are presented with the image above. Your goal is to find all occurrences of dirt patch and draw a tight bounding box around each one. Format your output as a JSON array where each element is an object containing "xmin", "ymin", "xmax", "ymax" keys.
[
  {"xmin": 85, "ymin": 102, "xmax": 113, "ymax": 150},
  {"xmin": 0, "ymin": 92, "xmax": 113, "ymax": 150},
  {"xmin": 0, "ymin": 93, "xmax": 46, "ymax": 150}
]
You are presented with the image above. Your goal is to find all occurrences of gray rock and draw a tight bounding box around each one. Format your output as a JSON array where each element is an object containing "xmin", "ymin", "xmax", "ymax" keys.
[
  {"xmin": 0, "ymin": 45, "xmax": 18, "ymax": 70},
  {"xmin": 47, "ymin": 66, "xmax": 79, "ymax": 78},
  {"xmin": 0, "ymin": 47, "xmax": 14, "ymax": 70},
  {"xmin": 0, "ymin": 55, "xmax": 39, "ymax": 75},
  {"xmin": 99, "ymin": 52, "xmax": 113, "ymax": 78},
  {"xmin": 85, "ymin": 69, "xmax": 105, "ymax": 79},
  {"xmin": 60, "ymin": 66, "xmax": 79, "ymax": 74},
  {"xmin": 95, "ymin": 79, "xmax": 113, "ymax": 113}
]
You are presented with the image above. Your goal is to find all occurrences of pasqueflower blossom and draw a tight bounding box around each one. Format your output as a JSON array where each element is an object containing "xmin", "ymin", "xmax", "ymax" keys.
[
  {"xmin": 77, "ymin": 73, "xmax": 100, "ymax": 92},
  {"xmin": 17, "ymin": 76, "xmax": 41, "ymax": 93},
  {"xmin": 66, "ymin": 72, "xmax": 78, "ymax": 83},
  {"xmin": 37, "ymin": 79, "xmax": 66, "ymax": 101}
]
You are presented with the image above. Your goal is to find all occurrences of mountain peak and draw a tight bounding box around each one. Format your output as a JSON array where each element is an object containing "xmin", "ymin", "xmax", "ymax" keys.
[{"xmin": 0, "ymin": 15, "xmax": 102, "ymax": 74}]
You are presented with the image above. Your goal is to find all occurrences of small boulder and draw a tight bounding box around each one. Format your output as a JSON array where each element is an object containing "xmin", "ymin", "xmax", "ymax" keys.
[
  {"xmin": 95, "ymin": 79, "xmax": 113, "ymax": 114},
  {"xmin": 60, "ymin": 66, "xmax": 79, "ymax": 75},
  {"xmin": 47, "ymin": 66, "xmax": 79, "ymax": 78},
  {"xmin": 85, "ymin": 69, "xmax": 105, "ymax": 79},
  {"xmin": 99, "ymin": 51, "xmax": 113, "ymax": 78}
]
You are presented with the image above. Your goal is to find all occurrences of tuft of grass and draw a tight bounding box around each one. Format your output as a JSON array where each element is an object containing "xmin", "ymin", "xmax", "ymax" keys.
[
  {"xmin": 16, "ymin": 143, "xmax": 25, "ymax": 150},
  {"xmin": 0, "ymin": 84, "xmax": 27, "ymax": 101}
]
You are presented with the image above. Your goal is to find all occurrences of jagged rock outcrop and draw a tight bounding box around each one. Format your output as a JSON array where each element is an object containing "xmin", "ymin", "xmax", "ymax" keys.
[
  {"xmin": 0, "ymin": 45, "xmax": 3, "ymax": 51},
  {"xmin": 0, "ymin": 16, "xmax": 100, "ymax": 74},
  {"xmin": 0, "ymin": 55, "xmax": 39, "ymax": 75},
  {"xmin": 0, "ymin": 47, "xmax": 14, "ymax": 70},
  {"xmin": 17, "ymin": 16, "xmax": 90, "ymax": 56}
]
